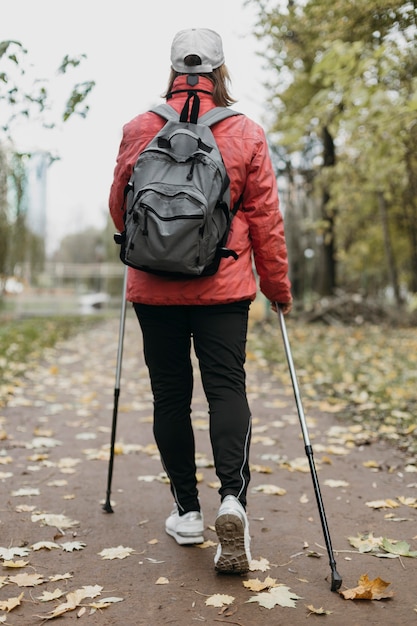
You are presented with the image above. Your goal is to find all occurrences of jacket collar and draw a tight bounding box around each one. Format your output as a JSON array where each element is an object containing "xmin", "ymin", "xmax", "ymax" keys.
[{"xmin": 167, "ymin": 75, "xmax": 214, "ymax": 101}]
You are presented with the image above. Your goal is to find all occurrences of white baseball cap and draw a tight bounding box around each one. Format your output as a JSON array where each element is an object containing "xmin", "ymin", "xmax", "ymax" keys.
[{"xmin": 170, "ymin": 28, "xmax": 225, "ymax": 74}]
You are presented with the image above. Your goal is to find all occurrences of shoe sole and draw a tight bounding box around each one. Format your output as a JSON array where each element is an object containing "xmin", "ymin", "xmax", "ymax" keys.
[
  {"xmin": 165, "ymin": 527, "xmax": 204, "ymax": 546},
  {"xmin": 214, "ymin": 512, "xmax": 250, "ymax": 574}
]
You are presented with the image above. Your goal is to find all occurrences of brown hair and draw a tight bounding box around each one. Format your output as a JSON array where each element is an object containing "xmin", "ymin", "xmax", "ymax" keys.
[{"xmin": 163, "ymin": 59, "xmax": 236, "ymax": 107}]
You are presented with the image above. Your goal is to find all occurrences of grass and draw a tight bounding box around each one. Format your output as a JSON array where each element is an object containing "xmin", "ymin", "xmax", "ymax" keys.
[
  {"xmin": 248, "ymin": 319, "xmax": 417, "ymax": 457},
  {"xmin": 0, "ymin": 315, "xmax": 104, "ymax": 407},
  {"xmin": 2, "ymin": 312, "xmax": 416, "ymax": 457}
]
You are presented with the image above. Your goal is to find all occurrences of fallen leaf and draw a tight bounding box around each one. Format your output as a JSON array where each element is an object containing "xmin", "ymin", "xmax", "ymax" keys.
[
  {"xmin": 0, "ymin": 591, "xmax": 24, "ymax": 612},
  {"xmin": 60, "ymin": 541, "xmax": 86, "ymax": 552},
  {"xmin": 9, "ymin": 572, "xmax": 44, "ymax": 587},
  {"xmin": 365, "ymin": 499, "xmax": 400, "ymax": 509},
  {"xmin": 380, "ymin": 538, "xmax": 417, "ymax": 558},
  {"xmin": 93, "ymin": 596, "xmax": 123, "ymax": 604},
  {"xmin": 348, "ymin": 533, "xmax": 383, "ymax": 553},
  {"xmin": 98, "ymin": 546, "xmax": 134, "ymax": 560},
  {"xmin": 363, "ymin": 460, "xmax": 380, "ymax": 469},
  {"xmin": 339, "ymin": 574, "xmax": 394, "ymax": 600},
  {"xmin": 2, "ymin": 560, "xmax": 29, "ymax": 568},
  {"xmin": 15, "ymin": 504, "xmax": 36, "ymax": 513},
  {"xmin": 38, "ymin": 585, "xmax": 102, "ymax": 619},
  {"xmin": 397, "ymin": 496, "xmax": 417, "ymax": 508},
  {"xmin": 31, "ymin": 512, "xmax": 79, "ymax": 529},
  {"xmin": 252, "ymin": 435, "xmax": 276, "ymax": 446},
  {"xmin": 252, "ymin": 484, "xmax": 287, "ymax": 496},
  {"xmin": 37, "ymin": 588, "xmax": 65, "ymax": 601},
  {"xmin": 324, "ymin": 479, "xmax": 349, "ymax": 488},
  {"xmin": 47, "ymin": 480, "xmax": 68, "ymax": 487},
  {"xmin": 0, "ymin": 547, "xmax": 30, "ymax": 560},
  {"xmin": 249, "ymin": 557, "xmax": 271, "ymax": 572},
  {"xmin": 247, "ymin": 585, "xmax": 302, "ymax": 609},
  {"xmin": 155, "ymin": 577, "xmax": 169, "ymax": 585},
  {"xmin": 27, "ymin": 436, "xmax": 62, "ymax": 449},
  {"xmin": 280, "ymin": 457, "xmax": 312, "ymax": 472},
  {"xmin": 306, "ymin": 604, "xmax": 333, "ymax": 615},
  {"xmin": 31, "ymin": 541, "xmax": 61, "ymax": 551},
  {"xmin": 89, "ymin": 597, "xmax": 124, "ymax": 609},
  {"xmin": 205, "ymin": 594, "xmax": 235, "ymax": 607},
  {"xmin": 137, "ymin": 475, "xmax": 158, "ymax": 482},
  {"xmin": 243, "ymin": 576, "xmax": 277, "ymax": 592},
  {"xmin": 250, "ymin": 464, "xmax": 273, "ymax": 474},
  {"xmin": 80, "ymin": 585, "xmax": 103, "ymax": 598},
  {"xmin": 49, "ymin": 572, "xmax": 73, "ymax": 582},
  {"xmin": 11, "ymin": 487, "xmax": 40, "ymax": 497}
]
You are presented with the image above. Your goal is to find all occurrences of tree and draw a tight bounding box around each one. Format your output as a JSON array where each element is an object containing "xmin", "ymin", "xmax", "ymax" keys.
[
  {"xmin": 248, "ymin": 0, "xmax": 417, "ymax": 303},
  {"xmin": 0, "ymin": 40, "xmax": 95, "ymax": 286}
]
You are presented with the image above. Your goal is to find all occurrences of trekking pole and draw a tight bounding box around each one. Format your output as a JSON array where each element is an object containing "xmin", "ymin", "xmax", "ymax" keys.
[
  {"xmin": 276, "ymin": 306, "xmax": 342, "ymax": 592},
  {"xmin": 103, "ymin": 265, "xmax": 128, "ymax": 513}
]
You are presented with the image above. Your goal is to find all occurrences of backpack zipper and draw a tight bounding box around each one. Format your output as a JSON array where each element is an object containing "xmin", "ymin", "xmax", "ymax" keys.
[{"xmin": 141, "ymin": 203, "xmax": 202, "ymax": 236}]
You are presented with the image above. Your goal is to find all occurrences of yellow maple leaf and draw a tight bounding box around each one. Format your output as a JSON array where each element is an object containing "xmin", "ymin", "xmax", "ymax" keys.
[
  {"xmin": 31, "ymin": 541, "xmax": 61, "ymax": 551},
  {"xmin": 243, "ymin": 576, "xmax": 277, "ymax": 592},
  {"xmin": 98, "ymin": 545, "xmax": 134, "ymax": 560},
  {"xmin": 2, "ymin": 559, "xmax": 29, "ymax": 568},
  {"xmin": 8, "ymin": 572, "xmax": 44, "ymax": 587},
  {"xmin": 37, "ymin": 589, "xmax": 65, "ymax": 602},
  {"xmin": 249, "ymin": 557, "xmax": 271, "ymax": 572},
  {"xmin": 247, "ymin": 585, "xmax": 302, "ymax": 609},
  {"xmin": 0, "ymin": 591, "xmax": 24, "ymax": 612},
  {"xmin": 205, "ymin": 594, "xmax": 235, "ymax": 607},
  {"xmin": 49, "ymin": 572, "xmax": 73, "ymax": 582},
  {"xmin": 365, "ymin": 499, "xmax": 400, "ymax": 509}
]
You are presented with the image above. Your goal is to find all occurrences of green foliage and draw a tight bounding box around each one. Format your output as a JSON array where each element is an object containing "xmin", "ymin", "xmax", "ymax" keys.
[
  {"xmin": 0, "ymin": 40, "xmax": 95, "ymax": 134},
  {"xmin": 250, "ymin": 318, "xmax": 417, "ymax": 454},
  {"xmin": 0, "ymin": 39, "xmax": 96, "ymax": 281},
  {"xmin": 249, "ymin": 0, "xmax": 417, "ymax": 298}
]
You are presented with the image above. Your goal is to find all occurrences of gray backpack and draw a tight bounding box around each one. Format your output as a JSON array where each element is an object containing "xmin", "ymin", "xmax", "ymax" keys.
[{"xmin": 117, "ymin": 98, "xmax": 242, "ymax": 278}]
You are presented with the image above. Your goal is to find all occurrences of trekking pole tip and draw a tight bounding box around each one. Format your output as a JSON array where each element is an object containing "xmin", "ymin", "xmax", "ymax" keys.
[
  {"xmin": 331, "ymin": 569, "xmax": 343, "ymax": 592},
  {"xmin": 102, "ymin": 500, "xmax": 114, "ymax": 514}
]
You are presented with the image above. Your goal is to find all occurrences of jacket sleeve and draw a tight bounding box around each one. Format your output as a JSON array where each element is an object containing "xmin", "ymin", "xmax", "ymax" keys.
[
  {"xmin": 242, "ymin": 127, "xmax": 292, "ymax": 303},
  {"xmin": 108, "ymin": 123, "xmax": 140, "ymax": 233}
]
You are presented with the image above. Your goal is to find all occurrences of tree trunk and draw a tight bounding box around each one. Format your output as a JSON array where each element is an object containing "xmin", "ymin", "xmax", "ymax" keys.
[
  {"xmin": 316, "ymin": 126, "xmax": 337, "ymax": 296},
  {"xmin": 377, "ymin": 191, "xmax": 403, "ymax": 305}
]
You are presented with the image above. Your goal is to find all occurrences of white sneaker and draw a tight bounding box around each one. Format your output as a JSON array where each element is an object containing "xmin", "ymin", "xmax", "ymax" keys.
[
  {"xmin": 214, "ymin": 495, "xmax": 251, "ymax": 573},
  {"xmin": 165, "ymin": 507, "xmax": 204, "ymax": 545}
]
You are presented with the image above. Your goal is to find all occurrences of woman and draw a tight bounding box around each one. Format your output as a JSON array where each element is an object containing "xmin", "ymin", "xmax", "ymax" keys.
[{"xmin": 109, "ymin": 28, "xmax": 292, "ymax": 574}]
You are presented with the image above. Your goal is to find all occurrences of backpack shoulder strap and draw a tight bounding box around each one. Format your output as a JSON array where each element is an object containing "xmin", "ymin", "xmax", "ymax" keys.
[
  {"xmin": 199, "ymin": 107, "xmax": 242, "ymax": 127},
  {"xmin": 150, "ymin": 103, "xmax": 179, "ymax": 122}
]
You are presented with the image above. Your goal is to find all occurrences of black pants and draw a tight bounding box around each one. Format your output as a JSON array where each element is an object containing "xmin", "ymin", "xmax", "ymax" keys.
[{"xmin": 133, "ymin": 301, "xmax": 252, "ymax": 514}]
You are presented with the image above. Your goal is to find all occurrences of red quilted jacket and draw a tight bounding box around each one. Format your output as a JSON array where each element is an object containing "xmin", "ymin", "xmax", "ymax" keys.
[{"xmin": 109, "ymin": 76, "xmax": 292, "ymax": 305}]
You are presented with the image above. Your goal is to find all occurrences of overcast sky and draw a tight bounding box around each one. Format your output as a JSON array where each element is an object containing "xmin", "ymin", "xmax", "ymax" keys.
[{"xmin": 2, "ymin": 0, "xmax": 273, "ymax": 254}]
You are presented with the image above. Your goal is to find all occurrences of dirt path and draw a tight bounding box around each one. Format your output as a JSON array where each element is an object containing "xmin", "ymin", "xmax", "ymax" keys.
[{"xmin": 1, "ymin": 312, "xmax": 416, "ymax": 625}]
